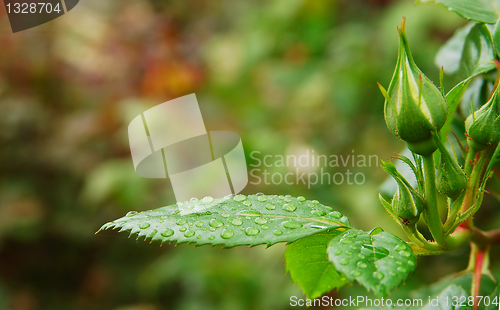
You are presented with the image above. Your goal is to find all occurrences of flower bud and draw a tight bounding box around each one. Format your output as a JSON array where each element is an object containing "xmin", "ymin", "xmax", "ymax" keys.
[
  {"xmin": 436, "ymin": 146, "xmax": 467, "ymax": 199},
  {"xmin": 379, "ymin": 17, "xmax": 447, "ymax": 156},
  {"xmin": 381, "ymin": 159, "xmax": 424, "ymax": 226},
  {"xmin": 392, "ymin": 178, "xmax": 425, "ymax": 226},
  {"xmin": 465, "ymin": 86, "xmax": 500, "ymax": 151}
]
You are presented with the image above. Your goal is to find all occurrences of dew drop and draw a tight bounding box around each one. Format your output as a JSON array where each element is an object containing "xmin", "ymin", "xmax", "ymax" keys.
[
  {"xmin": 196, "ymin": 235, "xmax": 202, "ymax": 239},
  {"xmin": 345, "ymin": 251, "xmax": 352, "ymax": 257},
  {"xmin": 340, "ymin": 258, "xmax": 349, "ymax": 265},
  {"xmin": 179, "ymin": 227, "xmax": 187, "ymax": 232},
  {"xmin": 184, "ymin": 230, "xmax": 195, "ymax": 238},
  {"xmin": 209, "ymin": 219, "xmax": 224, "ymax": 228},
  {"xmin": 232, "ymin": 218, "xmax": 243, "ymax": 226},
  {"xmin": 357, "ymin": 262, "xmax": 367, "ymax": 269},
  {"xmin": 201, "ymin": 227, "xmax": 207, "ymax": 231},
  {"xmin": 284, "ymin": 198, "xmax": 292, "ymax": 203},
  {"xmin": 126, "ymin": 211, "xmax": 138, "ymax": 217},
  {"xmin": 233, "ymin": 194, "xmax": 246, "ymax": 202},
  {"xmin": 176, "ymin": 219, "xmax": 187, "ymax": 225},
  {"xmin": 282, "ymin": 204, "xmax": 297, "ymax": 212},
  {"xmin": 262, "ymin": 225, "xmax": 269, "ymax": 230},
  {"xmin": 373, "ymin": 271, "xmax": 385, "ymax": 280},
  {"xmin": 273, "ymin": 230, "xmax": 283, "ymax": 236},
  {"xmin": 395, "ymin": 244, "xmax": 406, "ymax": 251},
  {"xmin": 208, "ymin": 235, "xmax": 215, "ymax": 240},
  {"xmin": 221, "ymin": 213, "xmax": 230, "ymax": 218},
  {"xmin": 203, "ymin": 196, "xmax": 214, "ymax": 203},
  {"xmin": 334, "ymin": 249, "xmax": 342, "ymax": 256},
  {"xmin": 242, "ymin": 201, "xmax": 252, "ymax": 207},
  {"xmin": 266, "ymin": 204, "xmax": 276, "ymax": 210},
  {"xmin": 245, "ymin": 227, "xmax": 260, "ymax": 236},
  {"xmin": 358, "ymin": 254, "xmax": 365, "ymax": 259},
  {"xmin": 209, "ymin": 227, "xmax": 216, "ymax": 232},
  {"xmin": 283, "ymin": 221, "xmax": 303, "ymax": 229},
  {"xmin": 190, "ymin": 197, "xmax": 198, "ymax": 202},
  {"xmin": 408, "ymin": 260, "xmax": 415, "ymax": 267},
  {"xmin": 397, "ymin": 267, "xmax": 407, "ymax": 273},
  {"xmin": 297, "ymin": 196, "xmax": 306, "ymax": 202},
  {"xmin": 257, "ymin": 196, "xmax": 267, "ymax": 202},
  {"xmin": 221, "ymin": 229, "xmax": 234, "ymax": 239},
  {"xmin": 161, "ymin": 229, "xmax": 174, "ymax": 237},
  {"xmin": 195, "ymin": 221, "xmax": 204, "ymax": 227},
  {"xmin": 255, "ymin": 192, "xmax": 264, "ymax": 196},
  {"xmin": 139, "ymin": 222, "xmax": 151, "ymax": 229},
  {"xmin": 350, "ymin": 270, "xmax": 361, "ymax": 277},
  {"xmin": 254, "ymin": 217, "xmax": 267, "ymax": 225},
  {"xmin": 328, "ymin": 211, "xmax": 342, "ymax": 219},
  {"xmin": 399, "ymin": 251, "xmax": 411, "ymax": 258}
]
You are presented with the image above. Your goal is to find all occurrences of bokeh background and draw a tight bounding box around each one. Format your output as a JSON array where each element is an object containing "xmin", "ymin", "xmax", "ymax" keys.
[{"xmin": 1, "ymin": 0, "xmax": 498, "ymax": 309}]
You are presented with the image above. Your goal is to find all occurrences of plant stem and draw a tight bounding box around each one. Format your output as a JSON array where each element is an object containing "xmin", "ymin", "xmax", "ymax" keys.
[{"xmin": 422, "ymin": 154, "xmax": 448, "ymax": 248}]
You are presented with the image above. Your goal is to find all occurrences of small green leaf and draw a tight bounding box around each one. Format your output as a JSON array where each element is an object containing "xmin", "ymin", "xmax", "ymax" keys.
[
  {"xmin": 285, "ymin": 229, "xmax": 350, "ymax": 299},
  {"xmin": 459, "ymin": 23, "xmax": 496, "ymax": 80},
  {"xmin": 436, "ymin": 23, "xmax": 475, "ymax": 75},
  {"xmin": 421, "ymin": 284, "xmax": 471, "ymax": 310},
  {"xmin": 327, "ymin": 229, "xmax": 416, "ymax": 296},
  {"xmin": 97, "ymin": 194, "xmax": 351, "ymax": 248},
  {"xmin": 420, "ymin": 0, "xmax": 499, "ymax": 24}
]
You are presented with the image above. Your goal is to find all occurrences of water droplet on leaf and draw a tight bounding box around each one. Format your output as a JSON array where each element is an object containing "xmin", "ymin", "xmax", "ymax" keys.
[
  {"xmin": 203, "ymin": 196, "xmax": 214, "ymax": 203},
  {"xmin": 139, "ymin": 223, "xmax": 151, "ymax": 229},
  {"xmin": 282, "ymin": 204, "xmax": 297, "ymax": 212},
  {"xmin": 209, "ymin": 219, "xmax": 224, "ymax": 228},
  {"xmin": 266, "ymin": 204, "xmax": 276, "ymax": 210},
  {"xmin": 221, "ymin": 229, "xmax": 234, "ymax": 239},
  {"xmin": 273, "ymin": 230, "xmax": 283, "ymax": 236},
  {"xmin": 283, "ymin": 221, "xmax": 303, "ymax": 229},
  {"xmin": 254, "ymin": 217, "xmax": 267, "ymax": 225},
  {"xmin": 245, "ymin": 227, "xmax": 260, "ymax": 236},
  {"xmin": 233, "ymin": 194, "xmax": 246, "ymax": 201},
  {"xmin": 161, "ymin": 229, "xmax": 174, "ymax": 237},
  {"xmin": 232, "ymin": 218, "xmax": 243, "ymax": 226}
]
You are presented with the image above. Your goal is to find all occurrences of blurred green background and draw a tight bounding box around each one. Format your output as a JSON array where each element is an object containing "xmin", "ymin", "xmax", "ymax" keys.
[{"xmin": 1, "ymin": 0, "xmax": 495, "ymax": 309}]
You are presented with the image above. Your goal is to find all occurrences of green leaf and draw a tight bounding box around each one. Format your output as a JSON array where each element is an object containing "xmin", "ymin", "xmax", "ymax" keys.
[
  {"xmin": 439, "ymin": 24, "xmax": 496, "ymax": 138},
  {"xmin": 436, "ymin": 23, "xmax": 475, "ymax": 75},
  {"xmin": 97, "ymin": 194, "xmax": 351, "ymax": 248},
  {"xmin": 458, "ymin": 23, "xmax": 496, "ymax": 80},
  {"xmin": 327, "ymin": 229, "xmax": 416, "ymax": 296},
  {"xmin": 284, "ymin": 229, "xmax": 350, "ymax": 299},
  {"xmin": 420, "ymin": 0, "xmax": 499, "ymax": 24},
  {"xmin": 493, "ymin": 20, "xmax": 500, "ymax": 56},
  {"xmin": 421, "ymin": 284, "xmax": 471, "ymax": 310}
]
